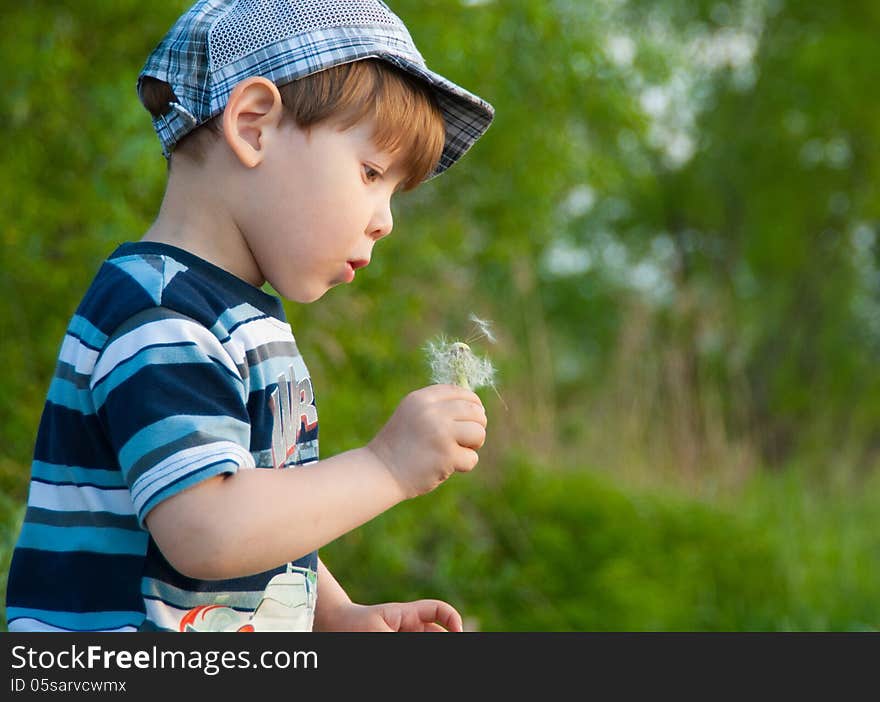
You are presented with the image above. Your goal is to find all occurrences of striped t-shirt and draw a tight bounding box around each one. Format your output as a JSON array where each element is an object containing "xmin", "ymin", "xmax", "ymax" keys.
[{"xmin": 6, "ymin": 242, "xmax": 319, "ymax": 632}]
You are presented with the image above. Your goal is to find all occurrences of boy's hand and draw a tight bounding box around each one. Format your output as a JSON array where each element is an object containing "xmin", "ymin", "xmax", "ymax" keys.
[
  {"xmin": 317, "ymin": 599, "xmax": 464, "ymax": 632},
  {"xmin": 367, "ymin": 384, "xmax": 487, "ymax": 499}
]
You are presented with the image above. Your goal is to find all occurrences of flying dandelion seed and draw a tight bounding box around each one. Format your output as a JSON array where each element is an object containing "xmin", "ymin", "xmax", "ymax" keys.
[{"xmin": 467, "ymin": 313, "xmax": 497, "ymax": 344}]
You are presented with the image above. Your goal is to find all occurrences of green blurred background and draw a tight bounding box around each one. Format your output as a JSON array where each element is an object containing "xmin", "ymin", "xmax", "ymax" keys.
[{"xmin": 2, "ymin": 0, "xmax": 879, "ymax": 631}]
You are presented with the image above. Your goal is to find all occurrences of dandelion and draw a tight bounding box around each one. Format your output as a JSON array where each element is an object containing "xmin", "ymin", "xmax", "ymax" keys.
[
  {"xmin": 425, "ymin": 337, "xmax": 496, "ymax": 391},
  {"xmin": 424, "ymin": 315, "xmax": 502, "ymax": 402}
]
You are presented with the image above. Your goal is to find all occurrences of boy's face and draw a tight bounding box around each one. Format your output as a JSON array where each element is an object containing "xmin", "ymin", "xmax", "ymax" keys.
[{"xmin": 236, "ymin": 117, "xmax": 405, "ymax": 303}]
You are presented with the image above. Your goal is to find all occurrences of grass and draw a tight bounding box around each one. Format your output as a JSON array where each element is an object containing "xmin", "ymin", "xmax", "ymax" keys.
[{"xmin": 321, "ymin": 457, "xmax": 880, "ymax": 631}]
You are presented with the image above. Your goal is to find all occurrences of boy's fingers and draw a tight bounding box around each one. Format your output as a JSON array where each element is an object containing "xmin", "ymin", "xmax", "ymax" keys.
[
  {"xmin": 448, "ymin": 399, "xmax": 487, "ymax": 426},
  {"xmin": 412, "ymin": 600, "xmax": 463, "ymax": 633},
  {"xmin": 454, "ymin": 447, "xmax": 480, "ymax": 472},
  {"xmin": 424, "ymin": 384, "xmax": 484, "ymax": 407},
  {"xmin": 454, "ymin": 420, "xmax": 486, "ymax": 450}
]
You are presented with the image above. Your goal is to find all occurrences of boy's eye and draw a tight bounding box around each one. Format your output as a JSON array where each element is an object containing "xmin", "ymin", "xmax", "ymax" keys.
[{"xmin": 363, "ymin": 165, "xmax": 381, "ymax": 182}]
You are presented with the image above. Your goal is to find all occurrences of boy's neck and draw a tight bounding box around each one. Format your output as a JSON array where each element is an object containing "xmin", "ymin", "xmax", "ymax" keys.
[{"xmin": 141, "ymin": 158, "xmax": 265, "ymax": 289}]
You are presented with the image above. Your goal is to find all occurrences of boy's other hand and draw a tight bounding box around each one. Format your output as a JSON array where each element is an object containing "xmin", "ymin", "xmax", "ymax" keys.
[
  {"xmin": 367, "ymin": 384, "xmax": 487, "ymax": 500},
  {"xmin": 318, "ymin": 599, "xmax": 463, "ymax": 632}
]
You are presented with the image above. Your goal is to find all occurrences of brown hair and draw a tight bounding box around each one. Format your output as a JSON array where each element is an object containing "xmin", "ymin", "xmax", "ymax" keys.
[{"xmin": 139, "ymin": 59, "xmax": 446, "ymax": 190}]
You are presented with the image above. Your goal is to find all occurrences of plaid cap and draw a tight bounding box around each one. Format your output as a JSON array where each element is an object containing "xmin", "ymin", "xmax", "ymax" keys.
[{"xmin": 138, "ymin": 0, "xmax": 494, "ymax": 178}]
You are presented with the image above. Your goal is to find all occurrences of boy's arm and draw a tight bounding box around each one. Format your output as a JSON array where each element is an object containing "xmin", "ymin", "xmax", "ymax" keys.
[
  {"xmin": 145, "ymin": 384, "xmax": 486, "ymax": 581},
  {"xmin": 146, "ymin": 446, "xmax": 402, "ymax": 580}
]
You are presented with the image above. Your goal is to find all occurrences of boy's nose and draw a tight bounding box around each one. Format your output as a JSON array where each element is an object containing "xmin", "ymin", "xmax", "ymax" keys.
[{"xmin": 367, "ymin": 200, "xmax": 393, "ymax": 240}]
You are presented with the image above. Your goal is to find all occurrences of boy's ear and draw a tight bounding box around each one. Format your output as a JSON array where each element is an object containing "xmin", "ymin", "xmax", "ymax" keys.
[{"xmin": 222, "ymin": 77, "xmax": 285, "ymax": 168}]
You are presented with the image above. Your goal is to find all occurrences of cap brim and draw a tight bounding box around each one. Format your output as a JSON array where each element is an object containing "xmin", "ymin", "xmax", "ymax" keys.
[{"xmin": 377, "ymin": 54, "xmax": 494, "ymax": 178}]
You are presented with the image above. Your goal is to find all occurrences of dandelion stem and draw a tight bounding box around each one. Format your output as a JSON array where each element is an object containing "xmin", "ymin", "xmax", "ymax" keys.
[{"xmin": 451, "ymin": 342, "xmax": 472, "ymax": 390}]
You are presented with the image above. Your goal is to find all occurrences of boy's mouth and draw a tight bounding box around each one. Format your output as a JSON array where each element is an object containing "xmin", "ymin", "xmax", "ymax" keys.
[{"xmin": 342, "ymin": 259, "xmax": 369, "ymax": 284}]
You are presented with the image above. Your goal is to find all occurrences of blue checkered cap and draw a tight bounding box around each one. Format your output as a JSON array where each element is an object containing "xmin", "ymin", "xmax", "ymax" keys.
[{"xmin": 138, "ymin": 0, "xmax": 494, "ymax": 178}]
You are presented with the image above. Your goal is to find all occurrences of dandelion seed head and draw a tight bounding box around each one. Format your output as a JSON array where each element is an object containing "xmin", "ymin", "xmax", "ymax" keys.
[{"xmin": 425, "ymin": 336, "xmax": 496, "ymax": 391}]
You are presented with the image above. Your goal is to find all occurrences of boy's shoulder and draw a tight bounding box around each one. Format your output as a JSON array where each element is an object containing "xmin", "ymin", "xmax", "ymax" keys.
[{"xmin": 76, "ymin": 241, "xmax": 286, "ymax": 352}]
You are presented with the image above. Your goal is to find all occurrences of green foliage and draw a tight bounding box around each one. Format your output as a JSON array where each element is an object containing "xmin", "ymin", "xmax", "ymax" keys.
[
  {"xmin": 0, "ymin": 493, "xmax": 25, "ymax": 631},
  {"xmin": 322, "ymin": 457, "xmax": 880, "ymax": 631}
]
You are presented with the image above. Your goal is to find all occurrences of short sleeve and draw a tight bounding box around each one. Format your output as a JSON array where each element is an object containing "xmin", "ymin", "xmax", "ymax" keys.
[{"xmin": 91, "ymin": 307, "xmax": 255, "ymax": 527}]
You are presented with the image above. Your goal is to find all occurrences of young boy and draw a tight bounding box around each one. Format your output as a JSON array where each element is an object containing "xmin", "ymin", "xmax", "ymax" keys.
[{"xmin": 5, "ymin": 0, "xmax": 493, "ymax": 632}]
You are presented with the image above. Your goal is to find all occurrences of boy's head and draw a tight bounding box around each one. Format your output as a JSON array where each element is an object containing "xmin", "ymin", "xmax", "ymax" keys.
[
  {"xmin": 136, "ymin": 1, "xmax": 494, "ymax": 304},
  {"xmin": 137, "ymin": 0, "xmax": 494, "ymax": 182}
]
